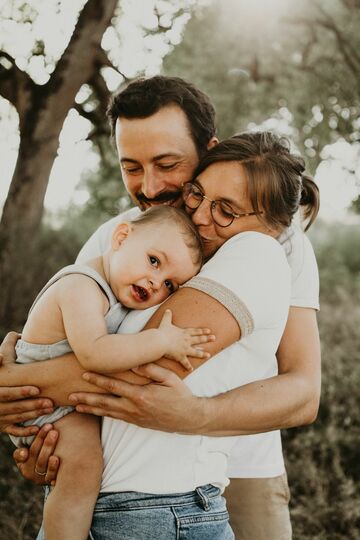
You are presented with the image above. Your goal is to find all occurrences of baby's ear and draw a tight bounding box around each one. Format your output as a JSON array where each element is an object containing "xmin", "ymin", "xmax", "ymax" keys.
[{"xmin": 111, "ymin": 222, "xmax": 131, "ymax": 250}]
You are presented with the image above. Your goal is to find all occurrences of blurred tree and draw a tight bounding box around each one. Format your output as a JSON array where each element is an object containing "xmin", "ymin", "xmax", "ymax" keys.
[
  {"xmin": 0, "ymin": 0, "xmax": 195, "ymax": 331},
  {"xmin": 0, "ymin": 0, "xmax": 118, "ymax": 329},
  {"xmin": 163, "ymin": 0, "xmax": 360, "ymax": 169}
]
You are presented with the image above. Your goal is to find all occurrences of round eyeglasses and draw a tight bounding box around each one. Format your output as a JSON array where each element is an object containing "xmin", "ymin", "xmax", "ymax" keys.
[{"xmin": 182, "ymin": 182, "xmax": 263, "ymax": 228}]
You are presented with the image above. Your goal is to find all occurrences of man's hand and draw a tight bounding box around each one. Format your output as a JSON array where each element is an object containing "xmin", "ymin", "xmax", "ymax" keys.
[
  {"xmin": 69, "ymin": 363, "xmax": 208, "ymax": 434},
  {"xmin": 13, "ymin": 424, "xmax": 60, "ymax": 486},
  {"xmin": 0, "ymin": 332, "xmax": 54, "ymax": 436}
]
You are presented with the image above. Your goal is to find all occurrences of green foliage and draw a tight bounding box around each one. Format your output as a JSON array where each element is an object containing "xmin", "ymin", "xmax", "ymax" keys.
[
  {"xmin": 77, "ymin": 138, "xmax": 131, "ymax": 226},
  {"xmin": 0, "ymin": 221, "xmax": 84, "ymax": 338},
  {"xmin": 163, "ymin": 0, "xmax": 360, "ymax": 172}
]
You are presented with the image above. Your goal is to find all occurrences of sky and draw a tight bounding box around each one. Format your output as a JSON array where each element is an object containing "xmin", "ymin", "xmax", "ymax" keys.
[{"xmin": 0, "ymin": 0, "xmax": 359, "ymax": 223}]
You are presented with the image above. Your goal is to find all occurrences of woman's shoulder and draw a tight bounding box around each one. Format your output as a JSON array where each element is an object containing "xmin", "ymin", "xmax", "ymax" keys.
[{"xmin": 207, "ymin": 231, "xmax": 287, "ymax": 268}]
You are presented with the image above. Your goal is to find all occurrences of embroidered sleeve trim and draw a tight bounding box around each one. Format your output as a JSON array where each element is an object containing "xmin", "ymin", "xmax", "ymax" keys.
[{"xmin": 182, "ymin": 276, "xmax": 254, "ymax": 337}]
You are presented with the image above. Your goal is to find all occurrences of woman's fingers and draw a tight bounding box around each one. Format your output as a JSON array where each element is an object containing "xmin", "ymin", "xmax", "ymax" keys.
[{"xmin": 14, "ymin": 424, "xmax": 60, "ymax": 485}]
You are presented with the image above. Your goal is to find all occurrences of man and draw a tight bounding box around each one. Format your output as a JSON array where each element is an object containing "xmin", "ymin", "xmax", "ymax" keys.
[{"xmin": 0, "ymin": 76, "xmax": 321, "ymax": 539}]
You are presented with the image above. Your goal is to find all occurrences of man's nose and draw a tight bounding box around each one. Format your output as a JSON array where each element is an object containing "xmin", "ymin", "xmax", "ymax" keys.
[
  {"xmin": 191, "ymin": 199, "xmax": 212, "ymax": 226},
  {"xmin": 142, "ymin": 169, "xmax": 166, "ymax": 200}
]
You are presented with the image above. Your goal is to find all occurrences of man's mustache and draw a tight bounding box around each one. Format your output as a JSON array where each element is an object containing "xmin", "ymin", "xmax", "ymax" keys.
[{"xmin": 136, "ymin": 191, "xmax": 183, "ymax": 205}]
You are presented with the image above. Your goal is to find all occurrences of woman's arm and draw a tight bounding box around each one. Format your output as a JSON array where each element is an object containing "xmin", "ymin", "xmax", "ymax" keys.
[
  {"xmin": 71, "ymin": 306, "xmax": 321, "ymax": 434},
  {"xmin": 0, "ymin": 288, "xmax": 239, "ymax": 405}
]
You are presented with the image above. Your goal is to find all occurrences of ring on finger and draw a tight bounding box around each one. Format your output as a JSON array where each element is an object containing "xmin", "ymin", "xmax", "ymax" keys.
[{"xmin": 35, "ymin": 467, "xmax": 47, "ymax": 476}]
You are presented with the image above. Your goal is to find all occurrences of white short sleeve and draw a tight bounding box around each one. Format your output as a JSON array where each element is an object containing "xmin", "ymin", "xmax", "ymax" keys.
[
  {"xmin": 278, "ymin": 225, "xmax": 320, "ymax": 310},
  {"xmin": 76, "ymin": 207, "xmax": 141, "ymax": 263},
  {"xmin": 183, "ymin": 232, "xmax": 291, "ymax": 338}
]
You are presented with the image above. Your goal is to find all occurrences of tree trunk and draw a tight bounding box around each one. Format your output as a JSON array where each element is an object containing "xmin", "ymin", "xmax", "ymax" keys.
[{"xmin": 0, "ymin": 0, "xmax": 118, "ymax": 332}]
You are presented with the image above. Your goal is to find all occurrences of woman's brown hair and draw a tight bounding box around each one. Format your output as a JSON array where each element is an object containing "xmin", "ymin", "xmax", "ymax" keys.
[{"xmin": 194, "ymin": 131, "xmax": 320, "ymax": 231}]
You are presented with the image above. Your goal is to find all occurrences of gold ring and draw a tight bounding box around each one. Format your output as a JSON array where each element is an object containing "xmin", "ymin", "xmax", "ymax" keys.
[{"xmin": 35, "ymin": 467, "xmax": 47, "ymax": 476}]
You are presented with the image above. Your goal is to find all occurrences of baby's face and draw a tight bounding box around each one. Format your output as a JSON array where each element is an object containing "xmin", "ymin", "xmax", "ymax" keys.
[{"xmin": 108, "ymin": 222, "xmax": 198, "ymax": 310}]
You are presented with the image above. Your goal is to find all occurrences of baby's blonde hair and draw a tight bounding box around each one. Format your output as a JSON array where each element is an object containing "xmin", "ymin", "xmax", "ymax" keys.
[{"xmin": 131, "ymin": 206, "xmax": 203, "ymax": 269}]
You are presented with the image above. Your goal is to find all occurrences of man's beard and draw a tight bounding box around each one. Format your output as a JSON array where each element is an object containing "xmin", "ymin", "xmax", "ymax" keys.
[{"xmin": 136, "ymin": 190, "xmax": 183, "ymax": 209}]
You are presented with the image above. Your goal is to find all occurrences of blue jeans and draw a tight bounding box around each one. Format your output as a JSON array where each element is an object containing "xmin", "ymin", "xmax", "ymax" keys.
[
  {"xmin": 37, "ymin": 484, "xmax": 233, "ymax": 539},
  {"xmin": 91, "ymin": 485, "xmax": 233, "ymax": 539}
]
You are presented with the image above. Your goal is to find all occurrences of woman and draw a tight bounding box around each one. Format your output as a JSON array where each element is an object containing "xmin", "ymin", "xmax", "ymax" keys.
[{"xmin": 4, "ymin": 131, "xmax": 319, "ymax": 539}]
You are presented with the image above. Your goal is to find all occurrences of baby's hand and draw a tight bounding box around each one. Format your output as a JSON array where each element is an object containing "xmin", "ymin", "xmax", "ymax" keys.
[{"xmin": 158, "ymin": 310, "xmax": 215, "ymax": 371}]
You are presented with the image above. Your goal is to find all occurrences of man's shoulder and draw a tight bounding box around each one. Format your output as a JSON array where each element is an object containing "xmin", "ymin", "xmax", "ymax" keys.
[
  {"xmin": 97, "ymin": 207, "xmax": 141, "ymax": 235},
  {"xmin": 76, "ymin": 206, "xmax": 141, "ymax": 263}
]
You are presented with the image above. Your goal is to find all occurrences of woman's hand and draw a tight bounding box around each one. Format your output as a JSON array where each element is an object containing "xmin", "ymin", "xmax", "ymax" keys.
[
  {"xmin": 0, "ymin": 332, "xmax": 54, "ymax": 436},
  {"xmin": 13, "ymin": 424, "xmax": 60, "ymax": 486}
]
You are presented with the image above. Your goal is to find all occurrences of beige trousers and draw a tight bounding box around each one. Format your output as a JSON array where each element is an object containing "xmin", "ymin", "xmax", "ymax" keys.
[{"xmin": 224, "ymin": 473, "xmax": 292, "ymax": 540}]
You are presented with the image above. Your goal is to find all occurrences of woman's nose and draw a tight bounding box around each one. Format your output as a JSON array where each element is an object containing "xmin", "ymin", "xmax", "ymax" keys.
[{"xmin": 191, "ymin": 199, "xmax": 212, "ymax": 226}]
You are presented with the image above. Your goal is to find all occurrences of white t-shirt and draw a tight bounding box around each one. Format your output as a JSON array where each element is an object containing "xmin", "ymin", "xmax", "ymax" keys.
[
  {"xmin": 76, "ymin": 211, "xmax": 298, "ymax": 491},
  {"xmin": 77, "ymin": 208, "xmax": 319, "ymax": 493}
]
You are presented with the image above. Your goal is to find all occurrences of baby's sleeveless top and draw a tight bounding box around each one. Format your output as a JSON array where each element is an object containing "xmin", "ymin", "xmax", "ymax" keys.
[{"xmin": 16, "ymin": 264, "xmax": 128, "ymax": 363}]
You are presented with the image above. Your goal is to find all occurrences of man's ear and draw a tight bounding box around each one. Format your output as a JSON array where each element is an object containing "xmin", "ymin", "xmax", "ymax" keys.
[
  {"xmin": 207, "ymin": 136, "xmax": 219, "ymax": 150},
  {"xmin": 111, "ymin": 222, "xmax": 131, "ymax": 250}
]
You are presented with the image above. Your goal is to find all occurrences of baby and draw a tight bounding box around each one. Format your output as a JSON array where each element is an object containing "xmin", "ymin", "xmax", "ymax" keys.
[{"xmin": 10, "ymin": 206, "xmax": 214, "ymax": 540}]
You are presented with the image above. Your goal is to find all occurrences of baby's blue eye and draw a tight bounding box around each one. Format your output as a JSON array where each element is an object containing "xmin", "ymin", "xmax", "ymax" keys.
[
  {"xmin": 149, "ymin": 255, "xmax": 159, "ymax": 267},
  {"xmin": 164, "ymin": 280, "xmax": 175, "ymax": 293}
]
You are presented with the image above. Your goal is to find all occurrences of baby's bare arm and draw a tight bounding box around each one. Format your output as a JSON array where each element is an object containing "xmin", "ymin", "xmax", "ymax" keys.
[{"xmin": 60, "ymin": 276, "xmax": 213, "ymax": 373}]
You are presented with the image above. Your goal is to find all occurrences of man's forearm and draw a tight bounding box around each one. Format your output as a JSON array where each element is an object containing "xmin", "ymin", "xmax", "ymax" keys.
[{"xmin": 192, "ymin": 372, "xmax": 320, "ymax": 436}]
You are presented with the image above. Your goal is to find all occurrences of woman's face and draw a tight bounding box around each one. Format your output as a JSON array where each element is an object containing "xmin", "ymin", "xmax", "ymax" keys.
[{"xmin": 189, "ymin": 161, "xmax": 272, "ymax": 257}]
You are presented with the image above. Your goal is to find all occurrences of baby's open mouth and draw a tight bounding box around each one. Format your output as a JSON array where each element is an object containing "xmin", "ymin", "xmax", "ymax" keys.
[{"xmin": 132, "ymin": 285, "xmax": 150, "ymax": 302}]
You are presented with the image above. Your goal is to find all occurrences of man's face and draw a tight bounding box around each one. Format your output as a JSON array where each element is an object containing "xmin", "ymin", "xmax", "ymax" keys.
[{"xmin": 115, "ymin": 105, "xmax": 200, "ymax": 210}]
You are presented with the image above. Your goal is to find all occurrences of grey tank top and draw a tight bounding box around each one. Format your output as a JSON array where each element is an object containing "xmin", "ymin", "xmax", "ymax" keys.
[{"xmin": 16, "ymin": 264, "xmax": 128, "ymax": 364}]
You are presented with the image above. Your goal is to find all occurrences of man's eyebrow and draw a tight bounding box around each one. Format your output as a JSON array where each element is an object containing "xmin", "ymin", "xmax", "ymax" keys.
[
  {"xmin": 152, "ymin": 153, "xmax": 182, "ymax": 161},
  {"xmin": 120, "ymin": 153, "xmax": 182, "ymax": 164},
  {"xmin": 120, "ymin": 158, "xmax": 139, "ymax": 164}
]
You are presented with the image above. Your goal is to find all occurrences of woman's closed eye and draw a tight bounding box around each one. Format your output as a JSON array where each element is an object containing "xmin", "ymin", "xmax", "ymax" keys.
[{"xmin": 219, "ymin": 201, "xmax": 237, "ymax": 217}]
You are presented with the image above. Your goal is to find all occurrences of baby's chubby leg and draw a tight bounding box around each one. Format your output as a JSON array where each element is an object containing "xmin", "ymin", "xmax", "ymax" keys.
[{"xmin": 43, "ymin": 411, "xmax": 103, "ymax": 540}]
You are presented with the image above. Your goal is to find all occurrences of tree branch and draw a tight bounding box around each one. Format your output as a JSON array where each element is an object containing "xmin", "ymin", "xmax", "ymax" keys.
[
  {"xmin": 88, "ymin": 71, "xmax": 112, "ymax": 114},
  {"xmin": 44, "ymin": 0, "xmax": 118, "ymax": 109},
  {"xmin": 286, "ymin": 12, "xmax": 360, "ymax": 93},
  {"xmin": 313, "ymin": 1, "xmax": 360, "ymax": 69},
  {"xmin": 0, "ymin": 51, "xmax": 34, "ymax": 114},
  {"xmin": 94, "ymin": 46, "xmax": 129, "ymax": 82},
  {"xmin": 73, "ymin": 102, "xmax": 99, "ymax": 124}
]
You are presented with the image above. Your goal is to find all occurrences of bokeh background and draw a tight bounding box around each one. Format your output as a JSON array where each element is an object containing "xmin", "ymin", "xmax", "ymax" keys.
[{"xmin": 0, "ymin": 1, "xmax": 359, "ymax": 538}]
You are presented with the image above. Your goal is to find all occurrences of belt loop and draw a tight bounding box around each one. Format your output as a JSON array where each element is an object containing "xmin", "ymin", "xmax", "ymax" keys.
[{"xmin": 196, "ymin": 486, "xmax": 210, "ymax": 511}]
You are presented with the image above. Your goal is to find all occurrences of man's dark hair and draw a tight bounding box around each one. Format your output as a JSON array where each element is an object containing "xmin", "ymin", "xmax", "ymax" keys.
[{"xmin": 107, "ymin": 76, "xmax": 216, "ymax": 157}]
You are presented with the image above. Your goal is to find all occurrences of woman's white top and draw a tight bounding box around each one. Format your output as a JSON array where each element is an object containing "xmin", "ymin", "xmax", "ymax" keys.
[{"xmin": 77, "ymin": 207, "xmax": 308, "ymax": 492}]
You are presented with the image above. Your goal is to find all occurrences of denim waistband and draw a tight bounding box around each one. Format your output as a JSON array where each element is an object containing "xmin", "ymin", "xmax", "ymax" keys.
[{"xmin": 96, "ymin": 484, "xmax": 220, "ymax": 512}]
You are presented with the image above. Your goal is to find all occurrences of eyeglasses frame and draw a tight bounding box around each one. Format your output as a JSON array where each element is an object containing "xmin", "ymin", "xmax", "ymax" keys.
[{"xmin": 182, "ymin": 181, "xmax": 263, "ymax": 228}]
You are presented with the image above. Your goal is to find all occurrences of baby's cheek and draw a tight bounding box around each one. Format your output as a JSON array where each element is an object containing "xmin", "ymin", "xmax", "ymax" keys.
[{"xmin": 148, "ymin": 290, "xmax": 169, "ymax": 308}]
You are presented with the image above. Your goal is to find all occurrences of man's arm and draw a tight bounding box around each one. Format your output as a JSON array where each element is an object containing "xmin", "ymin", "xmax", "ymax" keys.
[{"xmin": 71, "ymin": 305, "xmax": 321, "ymax": 435}]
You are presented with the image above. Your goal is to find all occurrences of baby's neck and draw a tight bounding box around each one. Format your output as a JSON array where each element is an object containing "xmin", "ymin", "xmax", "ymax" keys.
[{"xmin": 85, "ymin": 256, "xmax": 108, "ymax": 282}]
